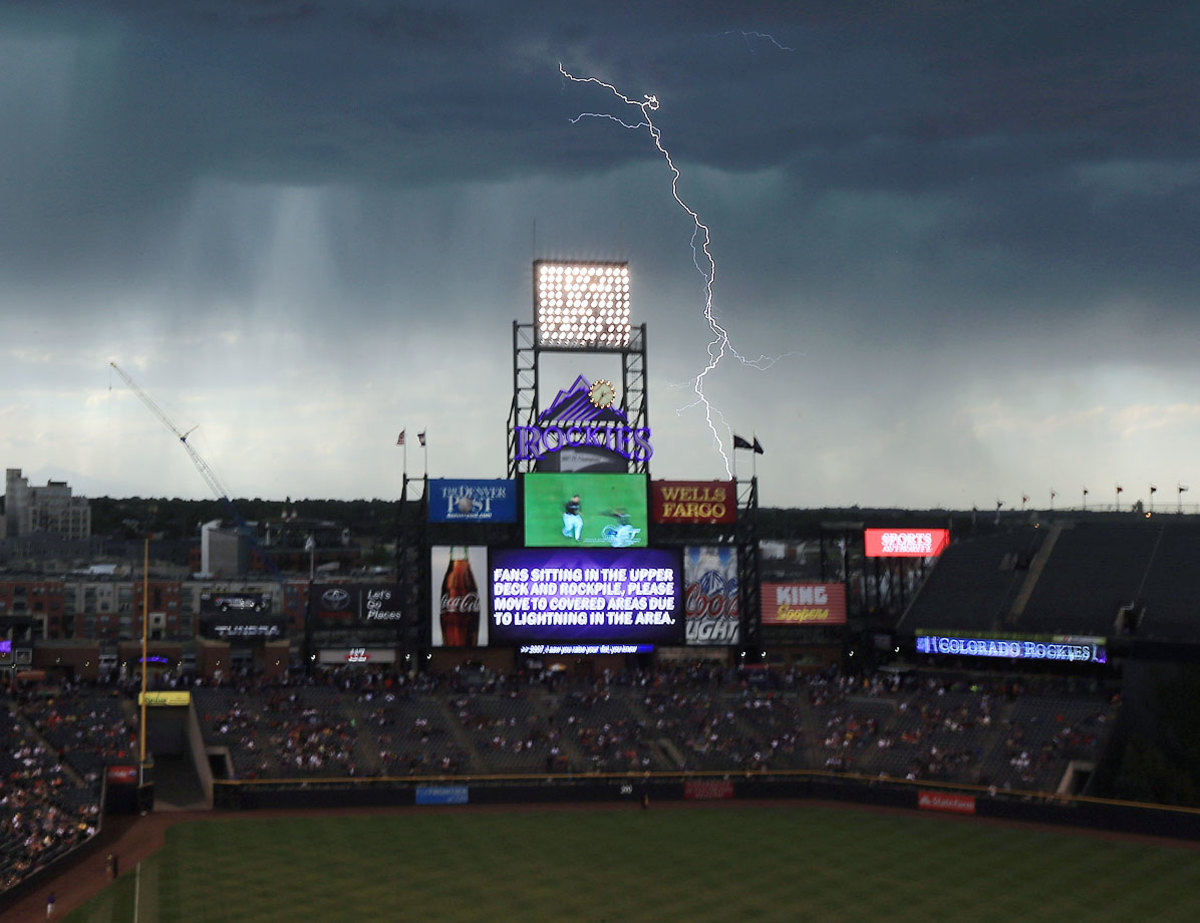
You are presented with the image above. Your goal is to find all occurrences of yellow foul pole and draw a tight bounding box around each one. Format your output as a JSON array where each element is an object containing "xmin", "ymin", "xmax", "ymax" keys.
[{"xmin": 139, "ymin": 536, "xmax": 149, "ymax": 771}]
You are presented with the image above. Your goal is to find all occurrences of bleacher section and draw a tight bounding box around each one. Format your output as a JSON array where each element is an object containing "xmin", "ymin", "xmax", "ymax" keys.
[
  {"xmin": 1, "ymin": 699, "xmax": 102, "ymax": 895},
  {"xmin": 0, "ymin": 667, "xmax": 1121, "ymax": 901},
  {"xmin": 179, "ymin": 669, "xmax": 1118, "ymax": 792},
  {"xmin": 897, "ymin": 526, "xmax": 1045, "ymax": 634},
  {"xmin": 901, "ymin": 519, "xmax": 1200, "ymax": 646}
]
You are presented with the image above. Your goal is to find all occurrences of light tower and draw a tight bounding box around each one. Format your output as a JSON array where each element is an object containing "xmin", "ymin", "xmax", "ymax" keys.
[{"xmin": 507, "ymin": 260, "xmax": 648, "ymax": 476}]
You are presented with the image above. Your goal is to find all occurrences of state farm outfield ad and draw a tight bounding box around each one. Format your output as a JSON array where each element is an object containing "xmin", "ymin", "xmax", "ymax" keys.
[{"xmin": 760, "ymin": 582, "xmax": 847, "ymax": 626}]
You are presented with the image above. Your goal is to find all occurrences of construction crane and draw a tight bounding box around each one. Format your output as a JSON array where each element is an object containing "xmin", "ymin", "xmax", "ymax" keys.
[
  {"xmin": 110, "ymin": 361, "xmax": 300, "ymax": 616},
  {"xmin": 109, "ymin": 361, "xmax": 233, "ymax": 503}
]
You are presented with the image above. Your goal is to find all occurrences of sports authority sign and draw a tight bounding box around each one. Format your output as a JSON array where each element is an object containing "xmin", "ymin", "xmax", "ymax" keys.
[
  {"xmin": 761, "ymin": 583, "xmax": 847, "ymax": 626},
  {"xmin": 864, "ymin": 528, "xmax": 950, "ymax": 557},
  {"xmin": 651, "ymin": 481, "xmax": 737, "ymax": 524}
]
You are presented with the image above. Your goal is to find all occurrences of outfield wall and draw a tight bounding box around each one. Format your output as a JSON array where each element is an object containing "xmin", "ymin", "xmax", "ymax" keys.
[{"xmin": 210, "ymin": 770, "xmax": 1200, "ymax": 841}]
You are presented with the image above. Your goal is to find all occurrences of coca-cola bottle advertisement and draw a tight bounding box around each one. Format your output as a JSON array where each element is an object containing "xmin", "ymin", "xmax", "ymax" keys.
[{"xmin": 431, "ymin": 546, "xmax": 487, "ymax": 647}]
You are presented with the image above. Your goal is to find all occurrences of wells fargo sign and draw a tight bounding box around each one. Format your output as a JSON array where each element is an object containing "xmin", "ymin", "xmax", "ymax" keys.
[
  {"xmin": 651, "ymin": 480, "xmax": 737, "ymax": 524},
  {"xmin": 761, "ymin": 583, "xmax": 847, "ymax": 626}
]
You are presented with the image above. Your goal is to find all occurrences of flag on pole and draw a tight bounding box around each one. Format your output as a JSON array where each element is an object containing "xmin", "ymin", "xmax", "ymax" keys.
[
  {"xmin": 418, "ymin": 431, "xmax": 426, "ymax": 447},
  {"xmin": 752, "ymin": 437, "xmax": 764, "ymax": 455},
  {"xmin": 396, "ymin": 430, "xmax": 406, "ymax": 446},
  {"xmin": 733, "ymin": 434, "xmax": 753, "ymax": 450}
]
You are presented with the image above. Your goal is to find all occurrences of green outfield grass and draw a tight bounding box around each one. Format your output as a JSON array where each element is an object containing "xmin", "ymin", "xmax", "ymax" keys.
[{"xmin": 66, "ymin": 804, "xmax": 1200, "ymax": 922}]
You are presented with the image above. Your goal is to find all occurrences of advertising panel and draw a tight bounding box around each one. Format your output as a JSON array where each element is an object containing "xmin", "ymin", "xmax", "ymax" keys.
[
  {"xmin": 864, "ymin": 528, "xmax": 950, "ymax": 558},
  {"xmin": 199, "ymin": 591, "xmax": 273, "ymax": 614},
  {"xmin": 415, "ymin": 784, "xmax": 469, "ymax": 805},
  {"xmin": 490, "ymin": 546, "xmax": 683, "ymax": 644},
  {"xmin": 524, "ymin": 472, "xmax": 648, "ymax": 548},
  {"xmin": 761, "ymin": 583, "xmax": 847, "ymax": 626},
  {"xmin": 430, "ymin": 546, "xmax": 489, "ymax": 648},
  {"xmin": 318, "ymin": 648, "xmax": 398, "ymax": 665},
  {"xmin": 518, "ymin": 643, "xmax": 654, "ymax": 655},
  {"xmin": 311, "ymin": 584, "xmax": 405, "ymax": 625},
  {"xmin": 106, "ymin": 765, "xmax": 139, "ymax": 784},
  {"xmin": 428, "ymin": 479, "xmax": 518, "ymax": 523},
  {"xmin": 198, "ymin": 615, "xmax": 287, "ymax": 641},
  {"xmin": 138, "ymin": 691, "xmax": 192, "ymax": 707},
  {"xmin": 914, "ymin": 632, "xmax": 1106, "ymax": 663},
  {"xmin": 918, "ymin": 791, "xmax": 976, "ymax": 814},
  {"xmin": 651, "ymin": 481, "xmax": 737, "ymax": 524},
  {"xmin": 684, "ymin": 780, "xmax": 735, "ymax": 800},
  {"xmin": 684, "ymin": 546, "xmax": 740, "ymax": 645}
]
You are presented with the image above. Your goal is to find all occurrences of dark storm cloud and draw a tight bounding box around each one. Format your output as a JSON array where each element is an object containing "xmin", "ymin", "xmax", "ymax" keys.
[
  {"xmin": 5, "ymin": 2, "xmax": 1196, "ymax": 190},
  {"xmin": 8, "ymin": 2, "xmax": 1189, "ymax": 177},
  {"xmin": 2, "ymin": 1, "xmax": 1197, "ymax": 331}
]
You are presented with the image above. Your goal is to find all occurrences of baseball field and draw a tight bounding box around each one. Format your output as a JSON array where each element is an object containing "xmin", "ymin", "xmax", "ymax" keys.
[{"xmin": 62, "ymin": 802, "xmax": 1200, "ymax": 922}]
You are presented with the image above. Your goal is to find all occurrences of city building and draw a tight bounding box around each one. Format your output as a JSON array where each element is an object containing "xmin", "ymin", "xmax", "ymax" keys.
[{"xmin": 2, "ymin": 467, "xmax": 91, "ymax": 540}]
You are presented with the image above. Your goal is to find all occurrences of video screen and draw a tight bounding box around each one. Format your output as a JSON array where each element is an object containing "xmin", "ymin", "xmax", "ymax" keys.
[
  {"xmin": 524, "ymin": 472, "xmax": 648, "ymax": 548},
  {"xmin": 489, "ymin": 546, "xmax": 683, "ymax": 644}
]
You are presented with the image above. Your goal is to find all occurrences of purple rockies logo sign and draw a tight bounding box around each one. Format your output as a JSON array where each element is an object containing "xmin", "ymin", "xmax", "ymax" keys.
[{"xmin": 514, "ymin": 375, "xmax": 652, "ymax": 470}]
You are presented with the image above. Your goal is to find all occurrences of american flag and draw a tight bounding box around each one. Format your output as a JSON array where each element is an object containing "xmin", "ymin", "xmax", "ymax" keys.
[{"xmin": 396, "ymin": 430, "xmax": 405, "ymax": 446}]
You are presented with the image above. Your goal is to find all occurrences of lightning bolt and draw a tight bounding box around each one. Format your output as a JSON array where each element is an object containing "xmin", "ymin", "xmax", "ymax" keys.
[
  {"xmin": 560, "ymin": 62, "xmax": 782, "ymax": 478},
  {"xmin": 718, "ymin": 30, "xmax": 796, "ymax": 53}
]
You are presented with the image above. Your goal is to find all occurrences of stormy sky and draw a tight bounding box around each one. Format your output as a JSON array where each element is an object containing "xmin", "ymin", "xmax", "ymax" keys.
[{"xmin": 2, "ymin": 1, "xmax": 1198, "ymax": 511}]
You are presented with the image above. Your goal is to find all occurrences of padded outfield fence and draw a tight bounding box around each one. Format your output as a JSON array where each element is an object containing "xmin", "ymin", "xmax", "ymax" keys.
[{"xmin": 210, "ymin": 768, "xmax": 1200, "ymax": 842}]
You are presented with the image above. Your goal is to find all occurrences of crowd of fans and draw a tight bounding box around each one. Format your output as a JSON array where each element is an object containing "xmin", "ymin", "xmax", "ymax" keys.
[
  {"xmin": 181, "ymin": 661, "xmax": 1119, "ymax": 791},
  {"xmin": 1, "ymin": 695, "xmax": 112, "ymax": 896},
  {"xmin": 1, "ymin": 662, "xmax": 1119, "ymax": 900}
]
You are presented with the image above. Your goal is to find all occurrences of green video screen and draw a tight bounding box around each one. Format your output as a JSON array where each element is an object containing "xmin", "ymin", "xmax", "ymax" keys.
[{"xmin": 524, "ymin": 473, "xmax": 648, "ymax": 548}]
